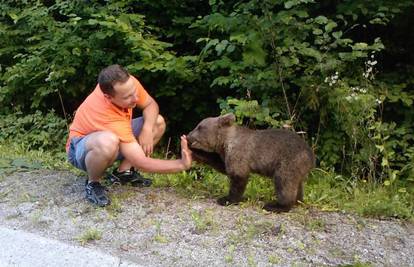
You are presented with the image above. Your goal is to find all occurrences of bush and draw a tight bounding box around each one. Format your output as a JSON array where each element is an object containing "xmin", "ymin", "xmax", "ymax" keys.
[{"xmin": 0, "ymin": 110, "xmax": 67, "ymax": 152}]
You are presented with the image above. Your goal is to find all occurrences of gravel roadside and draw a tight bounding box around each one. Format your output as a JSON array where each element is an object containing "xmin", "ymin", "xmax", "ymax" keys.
[{"xmin": 0, "ymin": 170, "xmax": 413, "ymax": 266}]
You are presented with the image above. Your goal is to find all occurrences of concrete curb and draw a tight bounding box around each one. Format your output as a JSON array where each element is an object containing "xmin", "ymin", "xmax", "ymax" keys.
[{"xmin": 0, "ymin": 226, "xmax": 142, "ymax": 267}]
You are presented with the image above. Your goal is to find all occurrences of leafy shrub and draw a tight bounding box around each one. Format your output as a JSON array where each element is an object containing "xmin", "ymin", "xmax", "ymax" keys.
[
  {"xmin": 0, "ymin": 110, "xmax": 67, "ymax": 152},
  {"xmin": 192, "ymin": 0, "xmax": 414, "ymax": 183}
]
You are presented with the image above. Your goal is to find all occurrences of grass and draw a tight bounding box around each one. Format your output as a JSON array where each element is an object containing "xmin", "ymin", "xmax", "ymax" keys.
[
  {"xmin": 1, "ymin": 141, "xmax": 413, "ymax": 221},
  {"xmin": 190, "ymin": 208, "xmax": 216, "ymax": 234},
  {"xmin": 0, "ymin": 142, "xmax": 79, "ymax": 174},
  {"xmin": 153, "ymin": 220, "xmax": 169, "ymax": 243},
  {"xmin": 76, "ymin": 228, "xmax": 102, "ymax": 245},
  {"xmin": 306, "ymin": 169, "xmax": 414, "ymax": 220}
]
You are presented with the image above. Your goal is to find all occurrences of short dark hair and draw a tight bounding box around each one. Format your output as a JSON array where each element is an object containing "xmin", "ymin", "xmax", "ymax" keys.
[{"xmin": 98, "ymin": 64, "xmax": 130, "ymax": 95}]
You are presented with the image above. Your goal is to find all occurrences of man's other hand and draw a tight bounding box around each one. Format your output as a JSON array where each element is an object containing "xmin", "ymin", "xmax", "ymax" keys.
[{"xmin": 138, "ymin": 127, "xmax": 154, "ymax": 156}]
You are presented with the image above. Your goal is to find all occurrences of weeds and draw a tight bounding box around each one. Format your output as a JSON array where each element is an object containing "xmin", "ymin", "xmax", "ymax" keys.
[
  {"xmin": 153, "ymin": 220, "xmax": 168, "ymax": 243},
  {"xmin": 247, "ymin": 254, "xmax": 257, "ymax": 267},
  {"xmin": 190, "ymin": 208, "xmax": 216, "ymax": 234},
  {"xmin": 30, "ymin": 210, "xmax": 43, "ymax": 225},
  {"xmin": 268, "ymin": 255, "xmax": 281, "ymax": 264},
  {"xmin": 306, "ymin": 169, "xmax": 414, "ymax": 220},
  {"xmin": 76, "ymin": 228, "xmax": 102, "ymax": 245},
  {"xmin": 224, "ymin": 244, "xmax": 235, "ymax": 263},
  {"xmin": 1, "ymin": 140, "xmax": 413, "ymax": 221}
]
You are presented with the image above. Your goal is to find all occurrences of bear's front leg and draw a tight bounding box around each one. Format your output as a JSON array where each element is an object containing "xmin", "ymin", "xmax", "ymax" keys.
[
  {"xmin": 190, "ymin": 149, "xmax": 226, "ymax": 174},
  {"xmin": 217, "ymin": 176, "xmax": 248, "ymax": 206}
]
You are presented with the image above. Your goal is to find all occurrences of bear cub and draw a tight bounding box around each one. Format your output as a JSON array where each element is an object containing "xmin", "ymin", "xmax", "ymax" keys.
[{"xmin": 187, "ymin": 113, "xmax": 315, "ymax": 212}]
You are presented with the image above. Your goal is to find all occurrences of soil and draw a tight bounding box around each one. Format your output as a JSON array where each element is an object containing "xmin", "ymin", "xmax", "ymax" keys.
[{"xmin": 0, "ymin": 169, "xmax": 413, "ymax": 266}]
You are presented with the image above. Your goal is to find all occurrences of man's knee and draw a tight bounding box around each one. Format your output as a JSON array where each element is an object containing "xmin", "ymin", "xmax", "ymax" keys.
[
  {"xmin": 89, "ymin": 131, "xmax": 120, "ymax": 156},
  {"xmin": 156, "ymin": 114, "xmax": 166, "ymax": 135}
]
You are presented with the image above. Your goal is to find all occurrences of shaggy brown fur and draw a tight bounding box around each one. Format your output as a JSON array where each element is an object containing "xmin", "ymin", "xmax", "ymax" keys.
[{"xmin": 187, "ymin": 113, "xmax": 315, "ymax": 212}]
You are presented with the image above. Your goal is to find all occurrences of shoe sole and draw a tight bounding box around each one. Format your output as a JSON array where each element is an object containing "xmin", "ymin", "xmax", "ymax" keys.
[{"xmin": 86, "ymin": 197, "xmax": 110, "ymax": 207}]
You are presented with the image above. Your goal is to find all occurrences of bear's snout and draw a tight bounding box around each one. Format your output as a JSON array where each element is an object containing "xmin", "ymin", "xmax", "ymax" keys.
[
  {"xmin": 186, "ymin": 133, "xmax": 196, "ymax": 147},
  {"xmin": 187, "ymin": 133, "xmax": 203, "ymax": 150}
]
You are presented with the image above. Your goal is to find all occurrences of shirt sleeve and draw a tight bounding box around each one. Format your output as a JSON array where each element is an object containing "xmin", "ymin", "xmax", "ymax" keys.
[{"xmin": 132, "ymin": 76, "xmax": 150, "ymax": 108}]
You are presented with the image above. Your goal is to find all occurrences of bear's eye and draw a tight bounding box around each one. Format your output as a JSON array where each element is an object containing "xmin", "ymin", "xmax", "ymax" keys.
[{"xmin": 198, "ymin": 125, "xmax": 204, "ymax": 131}]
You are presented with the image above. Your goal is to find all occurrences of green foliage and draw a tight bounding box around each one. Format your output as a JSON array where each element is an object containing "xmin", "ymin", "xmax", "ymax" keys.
[
  {"xmin": 76, "ymin": 228, "xmax": 102, "ymax": 245},
  {"xmin": 219, "ymin": 98, "xmax": 287, "ymax": 128},
  {"xmin": 0, "ymin": 110, "xmax": 67, "ymax": 152},
  {"xmin": 306, "ymin": 169, "xmax": 414, "ymax": 220},
  {"xmin": 0, "ymin": 0, "xmax": 413, "ymax": 218},
  {"xmin": 0, "ymin": 1, "xmax": 196, "ymax": 115},
  {"xmin": 192, "ymin": 0, "xmax": 414, "ymax": 184},
  {"xmin": 152, "ymin": 163, "xmax": 413, "ymax": 220},
  {"xmin": 153, "ymin": 166, "xmax": 229, "ymax": 198}
]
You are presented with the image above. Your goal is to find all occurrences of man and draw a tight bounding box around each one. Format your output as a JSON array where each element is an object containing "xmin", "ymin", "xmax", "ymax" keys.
[{"xmin": 66, "ymin": 64, "xmax": 192, "ymax": 207}]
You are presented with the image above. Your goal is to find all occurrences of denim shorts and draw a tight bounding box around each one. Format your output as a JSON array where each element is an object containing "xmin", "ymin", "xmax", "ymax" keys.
[{"xmin": 67, "ymin": 117, "xmax": 144, "ymax": 171}]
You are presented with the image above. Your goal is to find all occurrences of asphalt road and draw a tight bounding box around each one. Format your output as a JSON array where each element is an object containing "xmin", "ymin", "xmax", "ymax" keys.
[{"xmin": 0, "ymin": 226, "xmax": 142, "ymax": 267}]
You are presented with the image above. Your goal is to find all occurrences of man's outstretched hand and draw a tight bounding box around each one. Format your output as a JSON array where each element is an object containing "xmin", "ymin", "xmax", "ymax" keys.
[{"xmin": 180, "ymin": 135, "xmax": 192, "ymax": 170}]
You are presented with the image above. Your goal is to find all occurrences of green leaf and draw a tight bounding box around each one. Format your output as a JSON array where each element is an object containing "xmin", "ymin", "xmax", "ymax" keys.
[
  {"xmin": 325, "ymin": 22, "xmax": 337, "ymax": 32},
  {"xmin": 353, "ymin": 42, "xmax": 368, "ymax": 50},
  {"xmin": 332, "ymin": 31, "xmax": 343, "ymax": 39},
  {"xmin": 315, "ymin": 16, "xmax": 328, "ymax": 24},
  {"xmin": 230, "ymin": 33, "xmax": 248, "ymax": 45},
  {"xmin": 215, "ymin": 40, "xmax": 229, "ymax": 56},
  {"xmin": 284, "ymin": 1, "xmax": 296, "ymax": 9},
  {"xmin": 398, "ymin": 188, "xmax": 407, "ymax": 193},
  {"xmin": 226, "ymin": 44, "xmax": 236, "ymax": 53},
  {"xmin": 313, "ymin": 28, "xmax": 323, "ymax": 35}
]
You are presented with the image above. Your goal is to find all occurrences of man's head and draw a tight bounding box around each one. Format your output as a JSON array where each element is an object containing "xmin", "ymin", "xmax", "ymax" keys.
[{"xmin": 98, "ymin": 64, "xmax": 137, "ymax": 109}]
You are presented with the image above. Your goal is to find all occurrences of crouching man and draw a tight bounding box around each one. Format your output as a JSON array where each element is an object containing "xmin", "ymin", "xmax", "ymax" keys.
[{"xmin": 66, "ymin": 64, "xmax": 192, "ymax": 206}]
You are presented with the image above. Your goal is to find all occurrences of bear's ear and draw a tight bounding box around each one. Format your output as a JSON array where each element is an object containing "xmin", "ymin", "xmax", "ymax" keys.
[{"xmin": 218, "ymin": 113, "xmax": 236, "ymax": 127}]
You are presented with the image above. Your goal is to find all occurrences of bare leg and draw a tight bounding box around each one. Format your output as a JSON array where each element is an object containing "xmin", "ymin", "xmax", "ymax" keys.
[
  {"xmin": 84, "ymin": 131, "xmax": 120, "ymax": 182},
  {"xmin": 118, "ymin": 114, "xmax": 166, "ymax": 171}
]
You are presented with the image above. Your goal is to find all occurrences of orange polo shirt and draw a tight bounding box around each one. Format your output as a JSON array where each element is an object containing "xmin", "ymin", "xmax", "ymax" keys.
[{"xmin": 66, "ymin": 75, "xmax": 149, "ymax": 152}]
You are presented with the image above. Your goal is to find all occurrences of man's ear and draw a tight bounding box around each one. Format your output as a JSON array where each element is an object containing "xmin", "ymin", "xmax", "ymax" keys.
[
  {"xmin": 218, "ymin": 113, "xmax": 236, "ymax": 127},
  {"xmin": 103, "ymin": 93, "xmax": 112, "ymax": 100}
]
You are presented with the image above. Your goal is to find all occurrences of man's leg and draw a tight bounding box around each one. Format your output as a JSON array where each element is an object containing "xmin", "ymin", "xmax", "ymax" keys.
[
  {"xmin": 69, "ymin": 131, "xmax": 120, "ymax": 206},
  {"xmin": 84, "ymin": 131, "xmax": 120, "ymax": 182}
]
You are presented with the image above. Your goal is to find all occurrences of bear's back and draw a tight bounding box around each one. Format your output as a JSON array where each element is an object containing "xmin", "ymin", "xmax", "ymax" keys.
[{"xmin": 228, "ymin": 127, "xmax": 314, "ymax": 177}]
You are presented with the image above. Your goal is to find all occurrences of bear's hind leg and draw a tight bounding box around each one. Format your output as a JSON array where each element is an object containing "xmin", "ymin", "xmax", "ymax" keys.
[
  {"xmin": 263, "ymin": 176, "xmax": 297, "ymax": 212},
  {"xmin": 296, "ymin": 181, "xmax": 304, "ymax": 202}
]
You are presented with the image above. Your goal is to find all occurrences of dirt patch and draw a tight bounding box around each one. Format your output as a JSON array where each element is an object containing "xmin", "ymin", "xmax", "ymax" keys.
[{"xmin": 0, "ymin": 170, "xmax": 413, "ymax": 266}]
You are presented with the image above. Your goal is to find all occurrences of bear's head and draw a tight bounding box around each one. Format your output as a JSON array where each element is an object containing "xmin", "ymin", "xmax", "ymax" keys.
[{"xmin": 187, "ymin": 113, "xmax": 236, "ymax": 152}]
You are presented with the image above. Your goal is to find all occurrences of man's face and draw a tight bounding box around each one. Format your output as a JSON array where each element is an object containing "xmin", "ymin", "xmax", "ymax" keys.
[{"xmin": 106, "ymin": 77, "xmax": 137, "ymax": 109}]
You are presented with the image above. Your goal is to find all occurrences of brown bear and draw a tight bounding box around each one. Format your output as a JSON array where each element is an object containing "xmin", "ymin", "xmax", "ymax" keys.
[{"xmin": 187, "ymin": 113, "xmax": 315, "ymax": 212}]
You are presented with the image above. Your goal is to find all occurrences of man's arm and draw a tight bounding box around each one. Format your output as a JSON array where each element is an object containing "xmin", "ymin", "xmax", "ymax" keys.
[
  {"xmin": 139, "ymin": 95, "xmax": 159, "ymax": 156},
  {"xmin": 120, "ymin": 136, "xmax": 192, "ymax": 173}
]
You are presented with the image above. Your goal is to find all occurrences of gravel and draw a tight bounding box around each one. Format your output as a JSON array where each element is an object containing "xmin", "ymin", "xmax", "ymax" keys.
[{"xmin": 0, "ymin": 169, "xmax": 413, "ymax": 266}]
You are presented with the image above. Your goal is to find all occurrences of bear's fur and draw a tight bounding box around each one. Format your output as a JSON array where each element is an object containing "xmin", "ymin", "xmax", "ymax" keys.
[{"xmin": 187, "ymin": 113, "xmax": 315, "ymax": 212}]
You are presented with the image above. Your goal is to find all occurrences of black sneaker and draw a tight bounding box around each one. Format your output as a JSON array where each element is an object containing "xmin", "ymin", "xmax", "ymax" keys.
[
  {"xmin": 106, "ymin": 167, "xmax": 152, "ymax": 187},
  {"xmin": 85, "ymin": 181, "xmax": 110, "ymax": 207}
]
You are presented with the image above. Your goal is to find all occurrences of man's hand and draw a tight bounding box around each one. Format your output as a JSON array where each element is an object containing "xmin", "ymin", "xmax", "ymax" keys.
[
  {"xmin": 138, "ymin": 127, "xmax": 154, "ymax": 157},
  {"xmin": 180, "ymin": 135, "xmax": 192, "ymax": 170}
]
